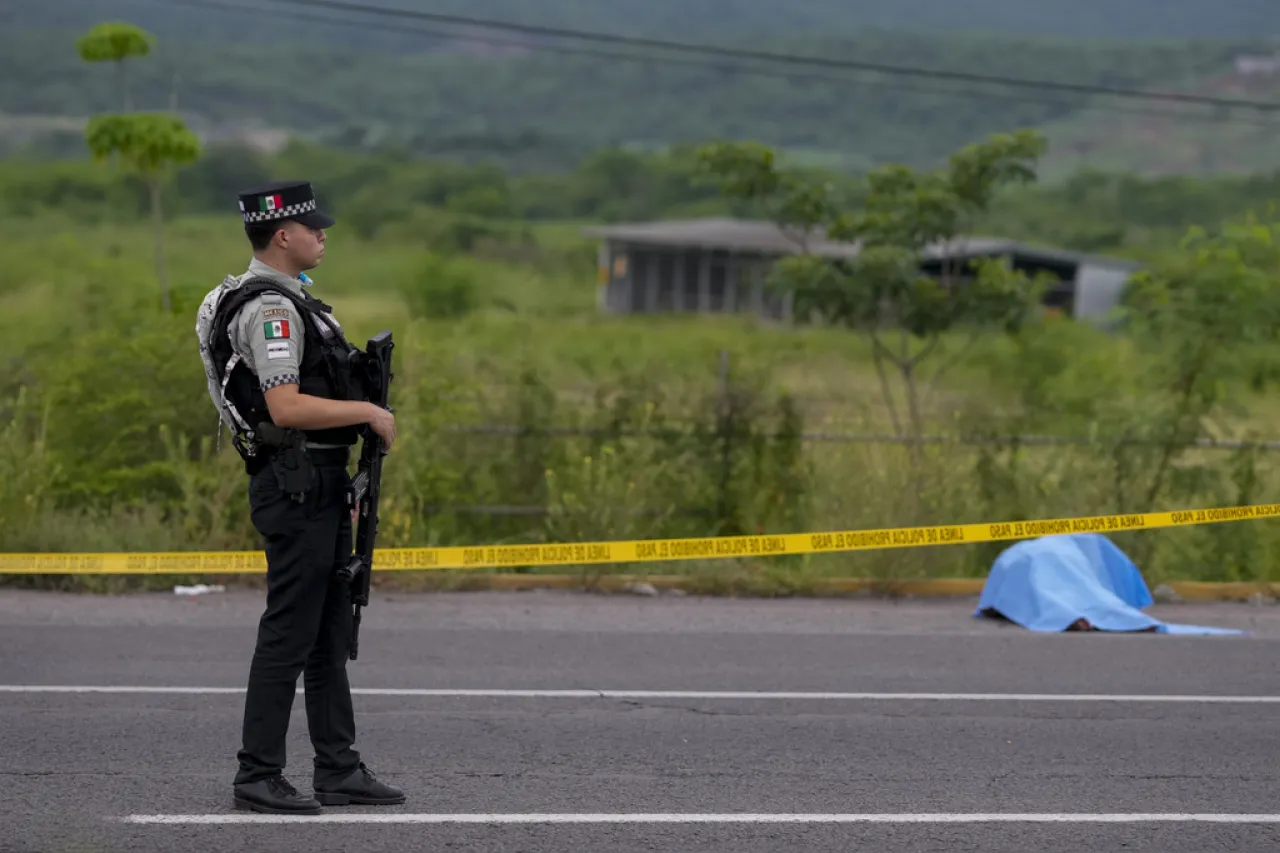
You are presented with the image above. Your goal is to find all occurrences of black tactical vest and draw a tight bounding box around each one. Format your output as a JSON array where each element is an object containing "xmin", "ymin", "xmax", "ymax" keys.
[{"xmin": 208, "ymin": 276, "xmax": 366, "ymax": 452}]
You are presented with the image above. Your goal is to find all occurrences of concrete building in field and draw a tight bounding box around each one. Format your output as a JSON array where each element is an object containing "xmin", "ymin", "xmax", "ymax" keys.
[{"xmin": 585, "ymin": 217, "xmax": 1143, "ymax": 324}]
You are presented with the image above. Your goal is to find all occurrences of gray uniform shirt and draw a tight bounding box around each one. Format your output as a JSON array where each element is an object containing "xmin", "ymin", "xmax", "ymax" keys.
[{"xmin": 226, "ymin": 258, "xmax": 346, "ymax": 448}]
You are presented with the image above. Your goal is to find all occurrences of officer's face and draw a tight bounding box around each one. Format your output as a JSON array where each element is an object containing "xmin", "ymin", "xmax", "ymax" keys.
[{"xmin": 278, "ymin": 221, "xmax": 327, "ymax": 270}]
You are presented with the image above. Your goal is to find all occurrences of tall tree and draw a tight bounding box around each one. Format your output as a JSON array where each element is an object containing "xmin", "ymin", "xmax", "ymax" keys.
[
  {"xmin": 77, "ymin": 21, "xmax": 201, "ymax": 313},
  {"xmin": 75, "ymin": 22, "xmax": 155, "ymax": 111},
  {"xmin": 84, "ymin": 112, "xmax": 202, "ymax": 312}
]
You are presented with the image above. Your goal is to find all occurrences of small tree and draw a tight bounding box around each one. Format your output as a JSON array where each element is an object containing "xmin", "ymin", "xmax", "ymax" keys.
[
  {"xmin": 968, "ymin": 212, "xmax": 1280, "ymax": 578},
  {"xmin": 75, "ymin": 22, "xmax": 155, "ymax": 111},
  {"xmin": 85, "ymin": 113, "xmax": 202, "ymax": 312},
  {"xmin": 696, "ymin": 131, "xmax": 1054, "ymax": 472},
  {"xmin": 1115, "ymin": 213, "xmax": 1280, "ymax": 517}
]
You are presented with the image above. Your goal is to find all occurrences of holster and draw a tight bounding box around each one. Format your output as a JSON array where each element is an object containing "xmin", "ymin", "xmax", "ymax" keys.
[{"xmin": 254, "ymin": 422, "xmax": 314, "ymax": 502}]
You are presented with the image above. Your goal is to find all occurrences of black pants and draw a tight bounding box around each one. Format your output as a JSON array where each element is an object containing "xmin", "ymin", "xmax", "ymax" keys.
[{"xmin": 235, "ymin": 449, "xmax": 361, "ymax": 788}]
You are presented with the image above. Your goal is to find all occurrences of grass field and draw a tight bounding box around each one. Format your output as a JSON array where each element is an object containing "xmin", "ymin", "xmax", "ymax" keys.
[{"xmin": 4, "ymin": 205, "xmax": 1280, "ymax": 595}]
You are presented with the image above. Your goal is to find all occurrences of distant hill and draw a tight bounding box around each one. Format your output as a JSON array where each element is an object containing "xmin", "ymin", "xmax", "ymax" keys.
[
  {"xmin": 6, "ymin": 19, "xmax": 1274, "ymax": 177},
  {"xmin": 8, "ymin": 0, "xmax": 1280, "ymax": 41},
  {"xmin": 1040, "ymin": 63, "xmax": 1280, "ymax": 178},
  {"xmin": 7, "ymin": 0, "xmax": 1280, "ymax": 177}
]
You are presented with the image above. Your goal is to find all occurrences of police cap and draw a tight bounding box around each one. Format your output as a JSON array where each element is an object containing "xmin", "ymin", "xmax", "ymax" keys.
[{"xmin": 237, "ymin": 180, "xmax": 335, "ymax": 229}]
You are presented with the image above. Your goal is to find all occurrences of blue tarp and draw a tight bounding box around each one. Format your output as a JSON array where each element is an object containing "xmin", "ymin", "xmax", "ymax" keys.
[{"xmin": 975, "ymin": 533, "xmax": 1243, "ymax": 635}]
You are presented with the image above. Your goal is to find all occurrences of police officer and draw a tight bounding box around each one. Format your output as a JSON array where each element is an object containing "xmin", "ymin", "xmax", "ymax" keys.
[{"xmin": 206, "ymin": 180, "xmax": 402, "ymax": 815}]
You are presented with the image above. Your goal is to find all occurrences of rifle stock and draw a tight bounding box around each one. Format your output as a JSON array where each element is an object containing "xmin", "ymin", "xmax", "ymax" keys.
[{"xmin": 337, "ymin": 330, "xmax": 394, "ymax": 661}]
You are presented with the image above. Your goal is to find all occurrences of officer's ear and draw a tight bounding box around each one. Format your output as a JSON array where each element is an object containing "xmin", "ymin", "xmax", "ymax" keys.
[
  {"xmin": 275, "ymin": 220, "xmax": 307, "ymax": 249},
  {"xmin": 246, "ymin": 223, "xmax": 285, "ymax": 252}
]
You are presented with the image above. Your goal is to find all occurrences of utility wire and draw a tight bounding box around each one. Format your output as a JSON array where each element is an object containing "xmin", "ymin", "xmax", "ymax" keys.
[
  {"xmin": 249, "ymin": 0, "xmax": 1280, "ymax": 113},
  {"xmin": 162, "ymin": 0, "xmax": 1276, "ymax": 129}
]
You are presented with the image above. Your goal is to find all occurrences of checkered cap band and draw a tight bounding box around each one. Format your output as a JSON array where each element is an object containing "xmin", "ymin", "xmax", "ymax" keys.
[{"xmin": 242, "ymin": 199, "xmax": 317, "ymax": 223}]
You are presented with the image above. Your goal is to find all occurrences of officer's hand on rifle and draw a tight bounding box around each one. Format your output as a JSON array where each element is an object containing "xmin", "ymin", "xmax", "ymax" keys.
[{"xmin": 364, "ymin": 403, "xmax": 396, "ymax": 451}]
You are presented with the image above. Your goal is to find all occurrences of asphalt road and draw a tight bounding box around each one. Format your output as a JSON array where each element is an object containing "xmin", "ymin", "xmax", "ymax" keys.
[{"xmin": 3, "ymin": 587, "xmax": 1280, "ymax": 852}]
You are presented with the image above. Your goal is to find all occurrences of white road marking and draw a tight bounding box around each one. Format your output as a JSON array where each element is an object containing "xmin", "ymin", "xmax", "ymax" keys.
[
  {"xmin": 118, "ymin": 812, "xmax": 1280, "ymax": 825},
  {"xmin": 3, "ymin": 685, "xmax": 1280, "ymax": 703}
]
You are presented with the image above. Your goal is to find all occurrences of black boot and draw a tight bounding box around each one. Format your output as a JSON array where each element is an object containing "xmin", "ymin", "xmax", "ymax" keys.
[
  {"xmin": 233, "ymin": 775, "xmax": 323, "ymax": 815},
  {"xmin": 314, "ymin": 763, "xmax": 405, "ymax": 806}
]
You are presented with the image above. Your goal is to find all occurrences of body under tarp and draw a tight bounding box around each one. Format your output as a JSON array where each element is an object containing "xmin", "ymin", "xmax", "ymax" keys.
[{"xmin": 975, "ymin": 533, "xmax": 1243, "ymax": 635}]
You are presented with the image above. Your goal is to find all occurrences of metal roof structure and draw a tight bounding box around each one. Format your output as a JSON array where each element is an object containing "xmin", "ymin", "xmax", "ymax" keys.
[{"xmin": 584, "ymin": 217, "xmax": 1143, "ymax": 272}]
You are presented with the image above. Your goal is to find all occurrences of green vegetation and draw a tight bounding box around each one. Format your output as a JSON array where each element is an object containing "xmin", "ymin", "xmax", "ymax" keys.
[
  {"xmin": 10, "ymin": 137, "xmax": 1280, "ymax": 259},
  {"xmin": 6, "ymin": 17, "xmax": 1280, "ymax": 596},
  {"xmin": 4, "ymin": 127, "xmax": 1280, "ymax": 594}
]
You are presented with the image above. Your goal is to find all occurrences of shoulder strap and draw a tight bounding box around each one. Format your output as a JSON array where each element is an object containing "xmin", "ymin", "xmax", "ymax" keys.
[
  {"xmin": 281, "ymin": 283, "xmax": 355, "ymax": 350},
  {"xmin": 212, "ymin": 276, "xmax": 328, "ymax": 346}
]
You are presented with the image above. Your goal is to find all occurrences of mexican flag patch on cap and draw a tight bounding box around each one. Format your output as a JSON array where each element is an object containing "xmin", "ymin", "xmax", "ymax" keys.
[
  {"xmin": 258, "ymin": 194, "xmax": 283, "ymax": 212},
  {"xmin": 264, "ymin": 319, "xmax": 290, "ymax": 339}
]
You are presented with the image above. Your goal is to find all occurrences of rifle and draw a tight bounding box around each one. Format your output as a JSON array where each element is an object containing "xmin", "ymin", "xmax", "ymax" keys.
[{"xmin": 337, "ymin": 330, "xmax": 394, "ymax": 661}]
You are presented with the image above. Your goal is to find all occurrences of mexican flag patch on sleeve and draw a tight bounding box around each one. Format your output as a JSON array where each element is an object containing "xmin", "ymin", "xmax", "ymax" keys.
[{"xmin": 264, "ymin": 319, "xmax": 290, "ymax": 339}]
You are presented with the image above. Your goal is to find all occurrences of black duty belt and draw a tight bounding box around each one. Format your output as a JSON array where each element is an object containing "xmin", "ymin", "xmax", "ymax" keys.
[{"xmin": 308, "ymin": 447, "xmax": 350, "ymax": 466}]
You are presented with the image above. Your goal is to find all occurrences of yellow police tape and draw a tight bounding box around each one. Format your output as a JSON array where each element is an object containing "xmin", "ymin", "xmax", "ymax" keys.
[{"xmin": 1, "ymin": 503, "xmax": 1277, "ymax": 576}]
